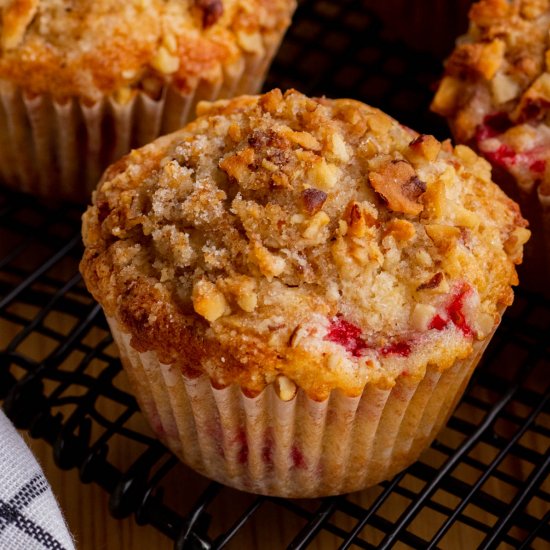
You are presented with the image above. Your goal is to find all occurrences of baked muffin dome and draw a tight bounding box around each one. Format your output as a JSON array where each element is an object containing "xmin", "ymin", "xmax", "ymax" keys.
[
  {"xmin": 0, "ymin": 0, "xmax": 294, "ymax": 103},
  {"xmin": 431, "ymin": 0, "xmax": 550, "ymax": 194},
  {"xmin": 81, "ymin": 89, "xmax": 529, "ymax": 401}
]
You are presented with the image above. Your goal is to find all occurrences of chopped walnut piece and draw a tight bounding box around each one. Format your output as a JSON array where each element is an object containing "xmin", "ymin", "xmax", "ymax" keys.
[
  {"xmin": 301, "ymin": 188, "xmax": 327, "ymax": 215},
  {"xmin": 411, "ymin": 303, "xmax": 437, "ymax": 331},
  {"xmin": 2, "ymin": 0, "xmax": 38, "ymax": 50},
  {"xmin": 475, "ymin": 312, "xmax": 496, "ymax": 339},
  {"xmin": 454, "ymin": 206, "xmax": 480, "ymax": 229},
  {"xmin": 219, "ymin": 147, "xmax": 255, "ymax": 181},
  {"xmin": 274, "ymin": 375, "xmax": 297, "ymax": 401},
  {"xmin": 405, "ymin": 135, "xmax": 441, "ymax": 164},
  {"xmin": 308, "ymin": 158, "xmax": 340, "ymax": 191},
  {"xmin": 272, "ymin": 172, "xmax": 290, "ymax": 188},
  {"xmin": 425, "ymin": 224, "xmax": 461, "ymax": 251},
  {"xmin": 369, "ymin": 160, "xmax": 426, "ymax": 216},
  {"xmin": 329, "ymin": 133, "xmax": 350, "ymax": 162},
  {"xmin": 422, "ymin": 170, "xmax": 452, "ymax": 220},
  {"xmin": 417, "ymin": 272, "xmax": 443, "ymax": 291},
  {"xmin": 278, "ymin": 127, "xmax": 321, "ymax": 151},
  {"xmin": 192, "ymin": 279, "xmax": 229, "ymax": 322},
  {"xmin": 431, "ymin": 76, "xmax": 463, "ymax": 116},
  {"xmin": 259, "ymin": 89, "xmax": 284, "ymax": 114},
  {"xmin": 366, "ymin": 112, "xmax": 393, "ymax": 133},
  {"xmin": 349, "ymin": 242, "xmax": 371, "ymax": 266},
  {"xmin": 251, "ymin": 242, "xmax": 286, "ymax": 279},
  {"xmin": 345, "ymin": 201, "xmax": 377, "ymax": 238},
  {"xmin": 222, "ymin": 276, "xmax": 258, "ymax": 312},
  {"xmin": 446, "ymin": 39, "xmax": 505, "ymax": 80},
  {"xmin": 228, "ymin": 123, "xmax": 242, "ymax": 142},
  {"xmin": 504, "ymin": 227, "xmax": 531, "ymax": 263},
  {"xmin": 195, "ymin": 0, "xmax": 224, "ymax": 28},
  {"xmin": 288, "ymin": 324, "xmax": 308, "ymax": 348},
  {"xmin": 261, "ymin": 158, "xmax": 278, "ymax": 172},
  {"xmin": 512, "ymin": 73, "xmax": 550, "ymax": 122},
  {"xmin": 302, "ymin": 211, "xmax": 330, "ymax": 241},
  {"xmin": 151, "ymin": 46, "xmax": 180, "ymax": 74},
  {"xmin": 491, "ymin": 72, "xmax": 521, "ymax": 104},
  {"xmin": 385, "ymin": 219, "xmax": 416, "ymax": 241}
]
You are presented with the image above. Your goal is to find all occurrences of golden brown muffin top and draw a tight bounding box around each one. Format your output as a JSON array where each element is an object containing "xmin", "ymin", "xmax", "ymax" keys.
[
  {"xmin": 81, "ymin": 89, "xmax": 529, "ymax": 400},
  {"xmin": 0, "ymin": 0, "xmax": 295, "ymax": 102},
  {"xmin": 432, "ymin": 0, "xmax": 550, "ymax": 194}
]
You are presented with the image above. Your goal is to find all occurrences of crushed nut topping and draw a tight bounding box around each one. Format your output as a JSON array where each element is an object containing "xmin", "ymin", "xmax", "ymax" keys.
[
  {"xmin": 195, "ymin": 0, "xmax": 224, "ymax": 28},
  {"xmin": 369, "ymin": 160, "xmax": 426, "ymax": 216},
  {"xmin": 417, "ymin": 272, "xmax": 443, "ymax": 291},
  {"xmin": 406, "ymin": 135, "xmax": 441, "ymax": 164},
  {"xmin": 301, "ymin": 188, "xmax": 328, "ymax": 215},
  {"xmin": 81, "ymin": 89, "xmax": 528, "ymax": 399}
]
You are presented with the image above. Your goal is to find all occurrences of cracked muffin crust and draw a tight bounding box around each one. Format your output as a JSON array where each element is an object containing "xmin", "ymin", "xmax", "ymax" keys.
[
  {"xmin": 431, "ymin": 0, "xmax": 550, "ymax": 196},
  {"xmin": 0, "ymin": 0, "xmax": 295, "ymax": 103},
  {"xmin": 81, "ymin": 89, "xmax": 529, "ymax": 401}
]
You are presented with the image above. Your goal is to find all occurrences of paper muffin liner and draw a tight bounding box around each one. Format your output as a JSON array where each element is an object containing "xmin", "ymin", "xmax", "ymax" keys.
[
  {"xmin": 106, "ymin": 314, "xmax": 501, "ymax": 498},
  {"xmin": 0, "ymin": 33, "xmax": 281, "ymax": 203}
]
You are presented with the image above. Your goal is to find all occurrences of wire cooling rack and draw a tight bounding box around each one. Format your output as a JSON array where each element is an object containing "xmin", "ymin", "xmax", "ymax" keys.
[{"xmin": 1, "ymin": 0, "xmax": 549, "ymax": 548}]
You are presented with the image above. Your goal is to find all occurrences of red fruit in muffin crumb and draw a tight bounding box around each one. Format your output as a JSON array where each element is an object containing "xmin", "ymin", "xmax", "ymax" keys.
[
  {"xmin": 381, "ymin": 341, "xmax": 412, "ymax": 357},
  {"xmin": 530, "ymin": 159, "xmax": 546, "ymax": 173},
  {"xmin": 327, "ymin": 317, "xmax": 412, "ymax": 358},
  {"xmin": 486, "ymin": 144, "xmax": 516, "ymax": 167},
  {"xmin": 428, "ymin": 284, "xmax": 473, "ymax": 337},
  {"xmin": 326, "ymin": 316, "xmax": 369, "ymax": 357},
  {"xmin": 429, "ymin": 315, "xmax": 447, "ymax": 331},
  {"xmin": 477, "ymin": 114, "xmax": 547, "ymax": 175},
  {"xmin": 477, "ymin": 113, "xmax": 513, "ymax": 140}
]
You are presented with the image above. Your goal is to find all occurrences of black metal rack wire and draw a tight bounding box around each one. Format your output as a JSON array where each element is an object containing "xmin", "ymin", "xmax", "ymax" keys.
[{"xmin": 1, "ymin": 0, "xmax": 549, "ymax": 548}]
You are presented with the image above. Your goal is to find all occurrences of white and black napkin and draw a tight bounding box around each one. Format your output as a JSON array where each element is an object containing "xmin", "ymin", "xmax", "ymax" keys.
[{"xmin": 0, "ymin": 410, "xmax": 74, "ymax": 550}]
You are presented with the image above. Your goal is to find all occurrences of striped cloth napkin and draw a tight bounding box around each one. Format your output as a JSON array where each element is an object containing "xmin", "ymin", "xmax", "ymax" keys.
[{"xmin": 0, "ymin": 409, "xmax": 74, "ymax": 550}]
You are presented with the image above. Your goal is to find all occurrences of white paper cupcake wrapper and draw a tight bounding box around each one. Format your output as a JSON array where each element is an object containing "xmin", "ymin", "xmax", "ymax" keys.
[
  {"xmin": 0, "ymin": 34, "xmax": 281, "ymax": 202},
  {"xmin": 107, "ymin": 314, "xmax": 501, "ymax": 498}
]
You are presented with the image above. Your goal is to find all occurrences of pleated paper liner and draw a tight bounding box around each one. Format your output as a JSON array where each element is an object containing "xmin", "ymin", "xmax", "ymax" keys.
[
  {"xmin": 0, "ymin": 34, "xmax": 281, "ymax": 203},
  {"xmin": 107, "ymin": 313, "xmax": 501, "ymax": 499}
]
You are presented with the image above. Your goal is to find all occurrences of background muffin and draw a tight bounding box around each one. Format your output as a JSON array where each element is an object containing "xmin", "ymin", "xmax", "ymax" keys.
[
  {"xmin": 81, "ymin": 89, "xmax": 528, "ymax": 497},
  {"xmin": 431, "ymin": 0, "xmax": 549, "ymax": 291},
  {"xmin": 0, "ymin": 0, "xmax": 295, "ymax": 201}
]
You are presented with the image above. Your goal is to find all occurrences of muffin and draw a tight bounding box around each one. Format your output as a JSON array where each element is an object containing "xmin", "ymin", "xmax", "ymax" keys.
[
  {"xmin": 0, "ymin": 0, "xmax": 295, "ymax": 201},
  {"xmin": 431, "ymin": 0, "xmax": 550, "ymax": 290},
  {"xmin": 81, "ymin": 89, "xmax": 529, "ymax": 497}
]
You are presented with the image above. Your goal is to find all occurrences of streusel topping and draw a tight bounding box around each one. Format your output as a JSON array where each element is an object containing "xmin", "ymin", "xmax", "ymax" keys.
[
  {"xmin": 0, "ymin": 0, "xmax": 295, "ymax": 102},
  {"xmin": 432, "ymin": 0, "xmax": 550, "ymax": 194},
  {"xmin": 81, "ymin": 89, "xmax": 529, "ymax": 399}
]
